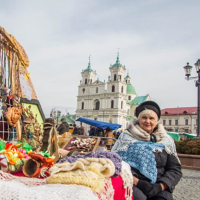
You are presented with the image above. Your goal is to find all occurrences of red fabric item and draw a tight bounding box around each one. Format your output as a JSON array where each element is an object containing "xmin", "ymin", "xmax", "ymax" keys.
[
  {"xmin": 12, "ymin": 172, "xmax": 26, "ymax": 177},
  {"xmin": 111, "ymin": 176, "xmax": 133, "ymax": 200}
]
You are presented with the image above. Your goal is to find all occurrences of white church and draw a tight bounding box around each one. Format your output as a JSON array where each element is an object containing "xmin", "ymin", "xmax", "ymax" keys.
[{"xmin": 75, "ymin": 54, "xmax": 150, "ymax": 131}]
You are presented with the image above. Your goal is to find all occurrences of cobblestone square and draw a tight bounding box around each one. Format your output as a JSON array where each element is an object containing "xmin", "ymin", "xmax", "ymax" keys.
[{"xmin": 173, "ymin": 169, "xmax": 200, "ymax": 200}]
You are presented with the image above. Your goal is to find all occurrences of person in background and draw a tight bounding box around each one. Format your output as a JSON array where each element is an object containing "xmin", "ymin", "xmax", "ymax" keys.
[
  {"xmin": 77, "ymin": 125, "xmax": 84, "ymax": 135},
  {"xmin": 68, "ymin": 124, "xmax": 74, "ymax": 134},
  {"xmin": 57, "ymin": 118, "xmax": 69, "ymax": 135},
  {"xmin": 105, "ymin": 127, "xmax": 114, "ymax": 149},
  {"xmin": 81, "ymin": 126, "xmax": 85, "ymax": 135},
  {"xmin": 88, "ymin": 126, "xmax": 95, "ymax": 136},
  {"xmin": 72, "ymin": 124, "xmax": 79, "ymax": 135},
  {"xmin": 112, "ymin": 101, "xmax": 182, "ymax": 200},
  {"xmin": 95, "ymin": 128, "xmax": 104, "ymax": 137},
  {"xmin": 116, "ymin": 130, "xmax": 121, "ymax": 139}
]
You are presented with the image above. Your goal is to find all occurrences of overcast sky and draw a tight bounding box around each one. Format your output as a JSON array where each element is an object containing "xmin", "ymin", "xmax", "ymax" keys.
[{"xmin": 1, "ymin": 0, "xmax": 200, "ymax": 117}]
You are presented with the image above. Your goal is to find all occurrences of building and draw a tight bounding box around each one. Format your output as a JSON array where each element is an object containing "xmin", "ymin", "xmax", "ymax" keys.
[
  {"xmin": 161, "ymin": 107, "xmax": 197, "ymax": 134},
  {"xmin": 75, "ymin": 54, "xmax": 150, "ymax": 132}
]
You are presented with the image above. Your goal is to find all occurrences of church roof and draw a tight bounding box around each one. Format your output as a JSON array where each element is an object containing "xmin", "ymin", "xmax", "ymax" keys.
[
  {"xmin": 58, "ymin": 114, "xmax": 76, "ymax": 124},
  {"xmin": 110, "ymin": 53, "xmax": 126, "ymax": 69},
  {"xmin": 126, "ymin": 116, "xmax": 134, "ymax": 120},
  {"xmin": 161, "ymin": 107, "xmax": 197, "ymax": 116},
  {"xmin": 126, "ymin": 84, "xmax": 137, "ymax": 94},
  {"xmin": 129, "ymin": 94, "xmax": 149, "ymax": 105},
  {"xmin": 125, "ymin": 74, "xmax": 131, "ymax": 79},
  {"xmin": 82, "ymin": 58, "xmax": 97, "ymax": 74}
]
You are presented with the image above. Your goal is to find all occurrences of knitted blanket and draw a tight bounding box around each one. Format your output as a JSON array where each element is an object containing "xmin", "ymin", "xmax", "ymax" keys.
[
  {"xmin": 59, "ymin": 151, "xmax": 122, "ymax": 177},
  {"xmin": 47, "ymin": 157, "xmax": 116, "ymax": 192},
  {"xmin": 117, "ymin": 141, "xmax": 165, "ymax": 183},
  {"xmin": 0, "ymin": 170, "xmax": 99, "ymax": 200}
]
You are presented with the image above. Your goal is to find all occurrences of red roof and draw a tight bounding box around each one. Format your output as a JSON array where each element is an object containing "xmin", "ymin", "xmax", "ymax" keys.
[{"xmin": 161, "ymin": 107, "xmax": 197, "ymax": 115}]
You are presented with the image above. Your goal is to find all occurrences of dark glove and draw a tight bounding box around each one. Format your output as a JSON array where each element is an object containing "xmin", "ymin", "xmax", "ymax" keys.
[{"xmin": 137, "ymin": 180, "xmax": 162, "ymax": 198}]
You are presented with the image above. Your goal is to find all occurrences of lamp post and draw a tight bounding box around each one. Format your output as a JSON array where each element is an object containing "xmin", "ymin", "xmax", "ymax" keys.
[
  {"xmin": 50, "ymin": 108, "xmax": 61, "ymax": 126},
  {"xmin": 183, "ymin": 59, "xmax": 200, "ymax": 137}
]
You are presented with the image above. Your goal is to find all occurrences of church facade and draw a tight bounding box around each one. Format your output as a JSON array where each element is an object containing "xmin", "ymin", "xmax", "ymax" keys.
[{"xmin": 75, "ymin": 54, "xmax": 150, "ymax": 131}]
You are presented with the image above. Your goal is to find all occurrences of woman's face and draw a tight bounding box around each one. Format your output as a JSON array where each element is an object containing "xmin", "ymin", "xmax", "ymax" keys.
[{"xmin": 138, "ymin": 112, "xmax": 158, "ymax": 134}]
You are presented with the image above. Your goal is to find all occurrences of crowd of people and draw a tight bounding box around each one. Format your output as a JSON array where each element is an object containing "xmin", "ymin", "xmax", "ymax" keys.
[
  {"xmin": 57, "ymin": 118, "xmax": 85, "ymax": 136},
  {"xmin": 57, "ymin": 119, "xmax": 122, "ymax": 139}
]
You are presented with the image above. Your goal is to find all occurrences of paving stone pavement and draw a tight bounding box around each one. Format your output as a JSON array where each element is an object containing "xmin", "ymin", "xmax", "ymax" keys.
[{"xmin": 173, "ymin": 169, "xmax": 200, "ymax": 200}]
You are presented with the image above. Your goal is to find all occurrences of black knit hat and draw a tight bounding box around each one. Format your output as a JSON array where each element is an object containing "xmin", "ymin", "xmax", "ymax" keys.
[
  {"xmin": 61, "ymin": 118, "xmax": 66, "ymax": 122},
  {"xmin": 135, "ymin": 101, "xmax": 161, "ymax": 119}
]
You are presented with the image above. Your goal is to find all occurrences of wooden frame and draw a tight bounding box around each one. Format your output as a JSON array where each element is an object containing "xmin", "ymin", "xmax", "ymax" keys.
[{"xmin": 63, "ymin": 136, "xmax": 101, "ymax": 154}]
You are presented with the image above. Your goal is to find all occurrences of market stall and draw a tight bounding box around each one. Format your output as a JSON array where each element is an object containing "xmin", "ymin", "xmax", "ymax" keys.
[{"xmin": 0, "ymin": 28, "xmax": 133, "ymax": 200}]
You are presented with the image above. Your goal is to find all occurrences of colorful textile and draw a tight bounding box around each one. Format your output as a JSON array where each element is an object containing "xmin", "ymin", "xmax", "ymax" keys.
[
  {"xmin": 59, "ymin": 151, "xmax": 122, "ymax": 177},
  {"xmin": 111, "ymin": 176, "xmax": 133, "ymax": 200},
  {"xmin": 117, "ymin": 141, "xmax": 165, "ymax": 183}
]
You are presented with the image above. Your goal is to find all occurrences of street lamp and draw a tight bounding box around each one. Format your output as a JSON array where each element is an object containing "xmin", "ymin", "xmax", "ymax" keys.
[
  {"xmin": 183, "ymin": 60, "xmax": 200, "ymax": 137},
  {"xmin": 50, "ymin": 108, "xmax": 61, "ymax": 126}
]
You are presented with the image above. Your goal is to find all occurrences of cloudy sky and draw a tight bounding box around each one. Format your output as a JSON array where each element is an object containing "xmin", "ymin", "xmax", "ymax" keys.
[{"xmin": 1, "ymin": 0, "xmax": 200, "ymax": 117}]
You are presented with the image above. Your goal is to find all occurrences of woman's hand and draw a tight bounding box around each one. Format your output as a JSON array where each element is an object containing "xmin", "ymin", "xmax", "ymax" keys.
[
  {"xmin": 160, "ymin": 182, "xmax": 167, "ymax": 191},
  {"xmin": 133, "ymin": 176, "xmax": 139, "ymax": 186}
]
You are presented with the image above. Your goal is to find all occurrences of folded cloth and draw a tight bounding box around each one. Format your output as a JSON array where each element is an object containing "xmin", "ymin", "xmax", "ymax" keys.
[
  {"xmin": 50, "ymin": 157, "xmax": 115, "ymax": 178},
  {"xmin": 46, "ymin": 165, "xmax": 105, "ymax": 192},
  {"xmin": 59, "ymin": 151, "xmax": 122, "ymax": 177}
]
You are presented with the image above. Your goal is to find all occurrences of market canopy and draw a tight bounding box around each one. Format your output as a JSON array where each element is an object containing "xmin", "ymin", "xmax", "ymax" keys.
[
  {"xmin": 76, "ymin": 117, "xmax": 122, "ymax": 130},
  {"xmin": 167, "ymin": 132, "xmax": 180, "ymax": 141},
  {"xmin": 183, "ymin": 133, "xmax": 197, "ymax": 138}
]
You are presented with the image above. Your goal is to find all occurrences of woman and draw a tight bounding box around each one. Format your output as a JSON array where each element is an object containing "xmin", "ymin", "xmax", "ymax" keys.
[{"xmin": 112, "ymin": 101, "xmax": 182, "ymax": 200}]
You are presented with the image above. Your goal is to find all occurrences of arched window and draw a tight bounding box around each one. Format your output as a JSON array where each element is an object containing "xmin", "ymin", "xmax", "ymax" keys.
[
  {"xmin": 96, "ymin": 87, "xmax": 98, "ymax": 93},
  {"xmin": 112, "ymin": 85, "xmax": 115, "ymax": 92},
  {"xmin": 128, "ymin": 96, "xmax": 131, "ymax": 100},
  {"xmin": 111, "ymin": 100, "xmax": 114, "ymax": 108},
  {"xmin": 121, "ymin": 86, "xmax": 123, "ymax": 93},
  {"xmin": 85, "ymin": 79, "xmax": 87, "ymax": 84},
  {"xmin": 114, "ymin": 74, "xmax": 117, "ymax": 81},
  {"xmin": 82, "ymin": 88, "xmax": 85, "ymax": 93},
  {"xmin": 94, "ymin": 99, "xmax": 100, "ymax": 110},
  {"xmin": 82, "ymin": 102, "xmax": 84, "ymax": 109},
  {"xmin": 95, "ymin": 101, "xmax": 100, "ymax": 110},
  {"xmin": 121, "ymin": 101, "xmax": 123, "ymax": 109}
]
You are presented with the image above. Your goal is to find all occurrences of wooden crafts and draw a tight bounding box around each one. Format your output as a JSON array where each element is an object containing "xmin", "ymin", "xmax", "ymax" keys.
[{"xmin": 64, "ymin": 136, "xmax": 101, "ymax": 154}]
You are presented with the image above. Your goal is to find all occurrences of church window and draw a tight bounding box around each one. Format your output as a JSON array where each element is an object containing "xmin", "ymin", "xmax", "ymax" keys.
[
  {"xmin": 82, "ymin": 102, "xmax": 84, "ymax": 109},
  {"xmin": 95, "ymin": 101, "xmax": 100, "ymax": 110},
  {"xmin": 112, "ymin": 85, "xmax": 115, "ymax": 92},
  {"xmin": 121, "ymin": 86, "xmax": 123, "ymax": 93},
  {"xmin": 114, "ymin": 74, "xmax": 117, "ymax": 81},
  {"xmin": 128, "ymin": 96, "xmax": 131, "ymax": 100},
  {"xmin": 121, "ymin": 101, "xmax": 123, "ymax": 109},
  {"xmin": 111, "ymin": 100, "xmax": 114, "ymax": 108},
  {"xmin": 82, "ymin": 88, "xmax": 85, "ymax": 93},
  {"xmin": 96, "ymin": 87, "xmax": 98, "ymax": 93},
  {"xmin": 85, "ymin": 79, "xmax": 87, "ymax": 84}
]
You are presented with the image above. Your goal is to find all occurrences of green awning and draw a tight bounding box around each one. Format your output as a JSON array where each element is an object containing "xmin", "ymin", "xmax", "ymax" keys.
[
  {"xmin": 183, "ymin": 133, "xmax": 197, "ymax": 138},
  {"xmin": 167, "ymin": 132, "xmax": 180, "ymax": 141}
]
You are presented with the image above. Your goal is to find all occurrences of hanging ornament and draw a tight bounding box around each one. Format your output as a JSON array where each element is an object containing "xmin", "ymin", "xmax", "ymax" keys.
[{"xmin": 24, "ymin": 73, "xmax": 30, "ymax": 80}]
